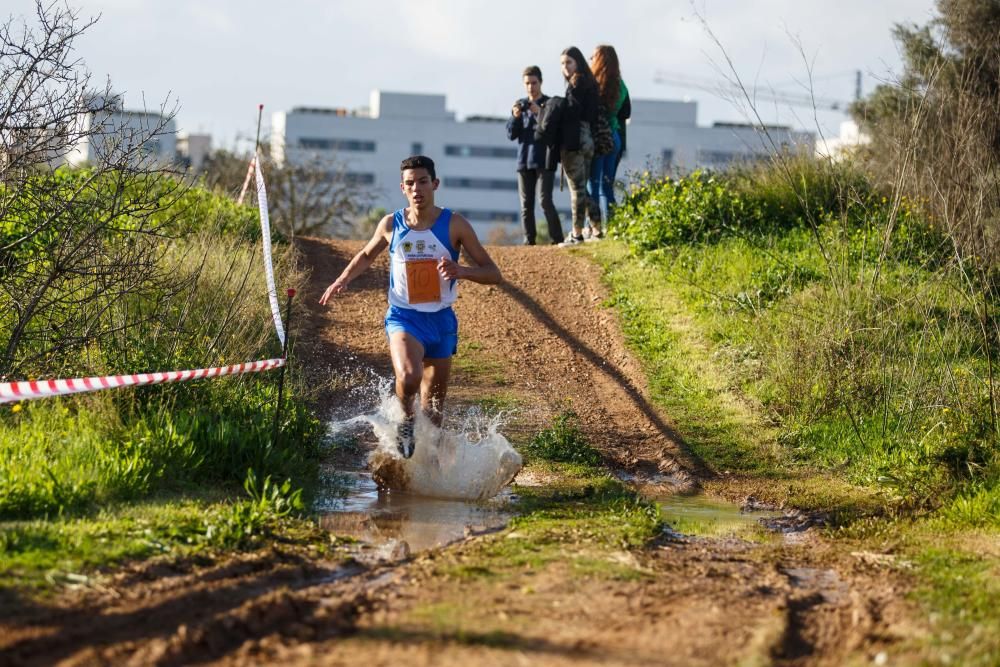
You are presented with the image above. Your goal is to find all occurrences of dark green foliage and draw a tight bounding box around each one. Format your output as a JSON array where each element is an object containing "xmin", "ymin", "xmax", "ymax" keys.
[{"xmin": 612, "ymin": 157, "xmax": 944, "ymax": 268}]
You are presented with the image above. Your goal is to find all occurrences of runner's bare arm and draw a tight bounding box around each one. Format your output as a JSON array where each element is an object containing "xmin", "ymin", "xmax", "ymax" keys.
[
  {"xmin": 319, "ymin": 215, "xmax": 392, "ymax": 305},
  {"xmin": 439, "ymin": 214, "xmax": 503, "ymax": 285}
]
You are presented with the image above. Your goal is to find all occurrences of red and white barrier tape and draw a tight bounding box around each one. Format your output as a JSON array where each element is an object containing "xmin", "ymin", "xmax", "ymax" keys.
[
  {"xmin": 0, "ymin": 358, "xmax": 285, "ymax": 405},
  {"xmin": 236, "ymin": 156, "xmax": 255, "ymax": 205},
  {"xmin": 254, "ymin": 149, "xmax": 286, "ymax": 346}
]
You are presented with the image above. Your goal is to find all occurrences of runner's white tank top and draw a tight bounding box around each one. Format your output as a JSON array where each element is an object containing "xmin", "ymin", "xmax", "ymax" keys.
[{"xmin": 388, "ymin": 207, "xmax": 460, "ymax": 312}]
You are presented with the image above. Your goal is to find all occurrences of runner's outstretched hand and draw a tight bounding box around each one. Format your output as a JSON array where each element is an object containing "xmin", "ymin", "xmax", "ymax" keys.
[{"xmin": 319, "ymin": 278, "xmax": 348, "ymax": 305}]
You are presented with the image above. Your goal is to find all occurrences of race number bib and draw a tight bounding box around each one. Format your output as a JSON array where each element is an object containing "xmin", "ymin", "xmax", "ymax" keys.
[{"xmin": 405, "ymin": 259, "xmax": 441, "ymax": 304}]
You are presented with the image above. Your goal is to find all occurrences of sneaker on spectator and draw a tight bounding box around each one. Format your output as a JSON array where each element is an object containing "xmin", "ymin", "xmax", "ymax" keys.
[
  {"xmin": 585, "ymin": 232, "xmax": 605, "ymax": 243},
  {"xmin": 558, "ymin": 234, "xmax": 585, "ymax": 247}
]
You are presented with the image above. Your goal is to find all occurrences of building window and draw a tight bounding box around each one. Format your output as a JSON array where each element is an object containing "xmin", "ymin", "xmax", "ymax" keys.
[
  {"xmin": 411, "ymin": 142, "xmax": 423, "ymax": 155},
  {"xmin": 443, "ymin": 177, "xmax": 517, "ymax": 191},
  {"xmin": 661, "ymin": 149, "xmax": 674, "ymax": 170},
  {"xmin": 444, "ymin": 144, "xmax": 517, "ymax": 159},
  {"xmin": 697, "ymin": 149, "xmax": 743, "ymax": 167},
  {"xmin": 344, "ymin": 172, "xmax": 375, "ymax": 185},
  {"xmin": 457, "ymin": 210, "xmax": 519, "ymax": 223},
  {"xmin": 298, "ymin": 137, "xmax": 376, "ymax": 152}
]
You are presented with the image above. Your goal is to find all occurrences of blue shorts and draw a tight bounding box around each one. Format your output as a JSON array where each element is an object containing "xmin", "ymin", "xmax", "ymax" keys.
[{"xmin": 384, "ymin": 305, "xmax": 459, "ymax": 358}]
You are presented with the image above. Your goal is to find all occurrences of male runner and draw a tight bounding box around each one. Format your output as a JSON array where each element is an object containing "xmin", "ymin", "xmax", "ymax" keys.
[{"xmin": 319, "ymin": 156, "xmax": 503, "ymax": 458}]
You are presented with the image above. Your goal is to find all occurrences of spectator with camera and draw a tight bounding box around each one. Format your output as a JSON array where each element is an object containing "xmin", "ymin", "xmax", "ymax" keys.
[{"xmin": 506, "ymin": 65, "xmax": 563, "ymax": 245}]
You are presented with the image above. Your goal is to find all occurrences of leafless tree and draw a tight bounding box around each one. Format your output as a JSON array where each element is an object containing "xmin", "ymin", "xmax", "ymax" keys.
[
  {"xmin": 0, "ymin": 1, "xmax": 185, "ymax": 379},
  {"xmin": 201, "ymin": 145, "xmax": 373, "ymax": 238}
]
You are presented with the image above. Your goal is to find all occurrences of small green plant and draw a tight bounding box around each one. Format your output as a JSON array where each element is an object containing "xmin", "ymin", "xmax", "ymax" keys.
[
  {"xmin": 525, "ymin": 412, "xmax": 602, "ymax": 466},
  {"xmin": 242, "ymin": 468, "xmax": 304, "ymax": 519},
  {"xmin": 204, "ymin": 469, "xmax": 304, "ymax": 548}
]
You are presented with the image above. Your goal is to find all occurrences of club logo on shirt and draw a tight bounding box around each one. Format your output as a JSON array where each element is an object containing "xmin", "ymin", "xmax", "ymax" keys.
[
  {"xmin": 416, "ymin": 240, "xmax": 426, "ymax": 252},
  {"xmin": 402, "ymin": 241, "xmax": 413, "ymax": 253}
]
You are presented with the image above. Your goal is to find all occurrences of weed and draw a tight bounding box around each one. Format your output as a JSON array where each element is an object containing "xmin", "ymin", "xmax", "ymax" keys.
[{"xmin": 523, "ymin": 411, "xmax": 602, "ymax": 466}]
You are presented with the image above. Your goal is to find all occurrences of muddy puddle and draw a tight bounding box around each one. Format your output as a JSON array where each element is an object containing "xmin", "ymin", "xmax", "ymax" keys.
[
  {"xmin": 656, "ymin": 493, "xmax": 784, "ymax": 538},
  {"xmin": 315, "ymin": 388, "xmax": 522, "ymax": 558},
  {"xmin": 315, "ymin": 467, "xmax": 514, "ymax": 556}
]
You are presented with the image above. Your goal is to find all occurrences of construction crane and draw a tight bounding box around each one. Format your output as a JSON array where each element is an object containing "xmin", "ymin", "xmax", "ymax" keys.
[{"xmin": 652, "ymin": 70, "xmax": 861, "ymax": 112}]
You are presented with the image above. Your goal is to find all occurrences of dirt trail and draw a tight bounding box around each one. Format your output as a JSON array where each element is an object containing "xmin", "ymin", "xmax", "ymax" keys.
[{"xmin": 0, "ymin": 239, "xmax": 921, "ymax": 666}]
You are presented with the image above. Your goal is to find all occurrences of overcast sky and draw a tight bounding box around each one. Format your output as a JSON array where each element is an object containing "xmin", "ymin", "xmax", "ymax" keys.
[{"xmin": 6, "ymin": 0, "xmax": 938, "ymax": 148}]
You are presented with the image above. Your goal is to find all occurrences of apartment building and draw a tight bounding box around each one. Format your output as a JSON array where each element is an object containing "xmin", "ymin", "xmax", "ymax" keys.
[
  {"xmin": 64, "ymin": 94, "xmax": 177, "ymax": 168},
  {"xmin": 271, "ymin": 90, "xmax": 814, "ymax": 238}
]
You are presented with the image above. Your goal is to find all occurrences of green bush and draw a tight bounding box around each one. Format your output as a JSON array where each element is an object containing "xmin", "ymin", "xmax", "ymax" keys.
[{"xmin": 612, "ymin": 156, "xmax": 945, "ymax": 268}]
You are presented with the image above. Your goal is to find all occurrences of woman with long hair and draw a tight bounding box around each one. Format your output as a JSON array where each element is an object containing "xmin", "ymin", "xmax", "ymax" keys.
[
  {"xmin": 588, "ymin": 44, "xmax": 630, "ymax": 236},
  {"xmin": 556, "ymin": 46, "xmax": 600, "ymax": 246}
]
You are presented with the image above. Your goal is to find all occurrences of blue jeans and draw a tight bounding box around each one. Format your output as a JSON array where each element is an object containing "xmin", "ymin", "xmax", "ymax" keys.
[{"xmin": 587, "ymin": 129, "xmax": 622, "ymax": 228}]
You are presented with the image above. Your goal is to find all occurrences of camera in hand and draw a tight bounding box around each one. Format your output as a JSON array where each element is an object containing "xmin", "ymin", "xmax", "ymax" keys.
[{"xmin": 519, "ymin": 100, "xmax": 532, "ymax": 113}]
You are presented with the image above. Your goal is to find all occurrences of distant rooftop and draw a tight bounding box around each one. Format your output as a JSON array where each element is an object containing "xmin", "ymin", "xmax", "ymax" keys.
[
  {"xmin": 713, "ymin": 121, "xmax": 791, "ymax": 131},
  {"xmin": 284, "ymin": 90, "xmax": 805, "ymax": 131},
  {"xmin": 465, "ymin": 115, "xmax": 506, "ymax": 123}
]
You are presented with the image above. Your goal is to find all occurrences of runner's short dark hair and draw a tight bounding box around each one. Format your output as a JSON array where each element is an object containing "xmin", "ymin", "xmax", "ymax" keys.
[
  {"xmin": 523, "ymin": 65, "xmax": 542, "ymax": 82},
  {"xmin": 400, "ymin": 155, "xmax": 436, "ymax": 181}
]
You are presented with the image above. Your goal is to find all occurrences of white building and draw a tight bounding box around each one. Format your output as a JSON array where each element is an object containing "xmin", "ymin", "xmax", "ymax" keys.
[
  {"xmin": 815, "ymin": 120, "xmax": 870, "ymax": 161},
  {"xmin": 64, "ymin": 94, "xmax": 177, "ymax": 168},
  {"xmin": 177, "ymin": 132, "xmax": 212, "ymax": 171},
  {"xmin": 271, "ymin": 90, "xmax": 813, "ymax": 239}
]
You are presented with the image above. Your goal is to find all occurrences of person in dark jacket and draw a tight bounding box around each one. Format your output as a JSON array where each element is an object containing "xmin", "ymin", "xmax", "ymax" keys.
[
  {"xmin": 555, "ymin": 46, "xmax": 600, "ymax": 246},
  {"xmin": 506, "ymin": 66, "xmax": 563, "ymax": 245}
]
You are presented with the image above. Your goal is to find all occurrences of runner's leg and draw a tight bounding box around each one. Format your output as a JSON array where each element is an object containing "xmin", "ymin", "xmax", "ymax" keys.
[
  {"xmin": 389, "ymin": 331, "xmax": 425, "ymax": 418},
  {"xmin": 421, "ymin": 356, "xmax": 452, "ymax": 427}
]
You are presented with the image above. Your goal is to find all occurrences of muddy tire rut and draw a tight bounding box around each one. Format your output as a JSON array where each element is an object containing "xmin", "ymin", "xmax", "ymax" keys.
[{"xmin": 0, "ymin": 239, "xmax": 920, "ymax": 666}]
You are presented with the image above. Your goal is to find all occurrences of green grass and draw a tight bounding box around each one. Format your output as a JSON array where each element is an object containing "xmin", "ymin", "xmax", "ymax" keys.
[
  {"xmin": 471, "ymin": 457, "xmax": 662, "ymax": 578},
  {"xmin": 605, "ymin": 163, "xmax": 997, "ymax": 513},
  {"xmin": 470, "ymin": 392, "xmax": 522, "ymax": 414},
  {"xmin": 453, "ymin": 340, "xmax": 510, "ymax": 386},
  {"xmin": 588, "ymin": 241, "xmax": 877, "ymax": 514},
  {"xmin": 0, "ymin": 382, "xmax": 321, "ymax": 520},
  {"xmin": 0, "ymin": 483, "xmax": 332, "ymax": 592},
  {"xmin": 428, "ymin": 414, "xmax": 663, "ymax": 585},
  {"xmin": 593, "ymin": 219, "xmax": 997, "ymax": 513},
  {"xmin": 832, "ymin": 512, "xmax": 1000, "ymax": 667},
  {"xmin": 912, "ymin": 544, "xmax": 1000, "ymax": 666}
]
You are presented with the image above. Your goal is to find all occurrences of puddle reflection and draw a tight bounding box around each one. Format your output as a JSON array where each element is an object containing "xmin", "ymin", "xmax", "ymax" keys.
[
  {"xmin": 317, "ymin": 470, "xmax": 514, "ymax": 553},
  {"xmin": 657, "ymin": 493, "xmax": 783, "ymax": 537}
]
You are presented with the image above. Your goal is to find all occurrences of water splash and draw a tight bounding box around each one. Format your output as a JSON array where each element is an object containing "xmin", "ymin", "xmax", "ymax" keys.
[{"xmin": 331, "ymin": 377, "xmax": 522, "ymax": 501}]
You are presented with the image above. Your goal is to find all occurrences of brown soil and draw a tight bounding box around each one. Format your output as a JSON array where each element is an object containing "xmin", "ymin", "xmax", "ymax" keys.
[{"xmin": 0, "ymin": 239, "xmax": 925, "ymax": 666}]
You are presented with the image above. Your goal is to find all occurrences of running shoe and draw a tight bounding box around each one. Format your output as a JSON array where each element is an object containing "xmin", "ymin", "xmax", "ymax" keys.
[
  {"xmin": 396, "ymin": 417, "xmax": 415, "ymax": 458},
  {"xmin": 585, "ymin": 232, "xmax": 605, "ymax": 243},
  {"xmin": 558, "ymin": 234, "xmax": 585, "ymax": 247}
]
